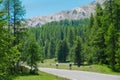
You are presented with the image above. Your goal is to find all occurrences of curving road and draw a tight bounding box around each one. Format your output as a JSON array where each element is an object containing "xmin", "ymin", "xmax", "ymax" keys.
[{"xmin": 39, "ymin": 68, "xmax": 120, "ymax": 80}]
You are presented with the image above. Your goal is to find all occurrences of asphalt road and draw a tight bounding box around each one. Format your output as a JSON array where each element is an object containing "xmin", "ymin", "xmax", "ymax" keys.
[{"xmin": 39, "ymin": 68, "xmax": 120, "ymax": 80}]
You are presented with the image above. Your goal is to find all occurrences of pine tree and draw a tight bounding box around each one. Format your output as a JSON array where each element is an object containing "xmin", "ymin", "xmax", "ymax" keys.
[
  {"xmin": 74, "ymin": 36, "xmax": 83, "ymax": 67},
  {"xmin": 104, "ymin": 0, "xmax": 120, "ymax": 71},
  {"xmin": 0, "ymin": 0, "xmax": 20, "ymax": 78},
  {"xmin": 26, "ymin": 39, "xmax": 40, "ymax": 74},
  {"xmin": 68, "ymin": 28, "xmax": 75, "ymax": 47},
  {"xmin": 44, "ymin": 39, "xmax": 49, "ymax": 58},
  {"xmin": 93, "ymin": 3, "xmax": 106, "ymax": 64},
  {"xmin": 0, "ymin": 5, "xmax": 8, "ymax": 78},
  {"xmin": 56, "ymin": 39, "xmax": 69, "ymax": 62},
  {"xmin": 48, "ymin": 39, "xmax": 55, "ymax": 58},
  {"xmin": 83, "ymin": 14, "xmax": 94, "ymax": 64},
  {"xmin": 89, "ymin": 13, "xmax": 94, "ymax": 28},
  {"xmin": 105, "ymin": 24, "xmax": 116, "ymax": 70},
  {"xmin": 9, "ymin": 0, "xmax": 26, "ymax": 72},
  {"xmin": 85, "ymin": 3, "xmax": 105, "ymax": 64},
  {"xmin": 3, "ymin": 0, "xmax": 12, "ymax": 32},
  {"xmin": 11, "ymin": 0, "xmax": 25, "ymax": 45},
  {"xmin": 116, "ymin": 32, "xmax": 120, "ymax": 71}
]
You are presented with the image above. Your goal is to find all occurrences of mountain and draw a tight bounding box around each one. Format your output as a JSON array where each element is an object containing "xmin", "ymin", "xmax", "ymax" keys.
[{"xmin": 26, "ymin": 0, "xmax": 104, "ymax": 27}]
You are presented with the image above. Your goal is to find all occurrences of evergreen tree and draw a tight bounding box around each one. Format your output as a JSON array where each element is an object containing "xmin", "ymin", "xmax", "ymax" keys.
[
  {"xmin": 68, "ymin": 28, "xmax": 75, "ymax": 47},
  {"xmin": 83, "ymin": 14, "xmax": 94, "ymax": 64},
  {"xmin": 93, "ymin": 3, "xmax": 106, "ymax": 64},
  {"xmin": 44, "ymin": 39, "xmax": 49, "ymax": 58},
  {"xmin": 104, "ymin": 0, "xmax": 120, "ymax": 71},
  {"xmin": 89, "ymin": 13, "xmax": 94, "ymax": 28},
  {"xmin": 3, "ymin": 0, "xmax": 12, "ymax": 32},
  {"xmin": 0, "ymin": 5, "xmax": 9, "ymax": 78},
  {"xmin": 116, "ymin": 32, "xmax": 120, "ymax": 71},
  {"xmin": 0, "ymin": 0, "xmax": 20, "ymax": 78},
  {"xmin": 26, "ymin": 39, "xmax": 40, "ymax": 74},
  {"xmin": 11, "ymin": 0, "xmax": 25, "ymax": 45},
  {"xmin": 10, "ymin": 0, "xmax": 26, "ymax": 72},
  {"xmin": 74, "ymin": 36, "xmax": 83, "ymax": 67},
  {"xmin": 85, "ymin": 3, "xmax": 106, "ymax": 64},
  {"xmin": 48, "ymin": 39, "xmax": 55, "ymax": 58},
  {"xmin": 56, "ymin": 39, "xmax": 69, "ymax": 62},
  {"xmin": 105, "ymin": 24, "xmax": 116, "ymax": 70}
]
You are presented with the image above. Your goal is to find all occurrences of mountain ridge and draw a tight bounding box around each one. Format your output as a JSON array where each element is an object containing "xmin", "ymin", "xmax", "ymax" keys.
[{"xmin": 26, "ymin": 0, "xmax": 104, "ymax": 27}]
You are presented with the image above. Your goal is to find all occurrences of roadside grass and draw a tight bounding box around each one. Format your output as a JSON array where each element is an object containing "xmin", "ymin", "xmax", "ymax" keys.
[
  {"xmin": 14, "ymin": 64, "xmax": 69, "ymax": 80},
  {"xmin": 14, "ymin": 71, "xmax": 69, "ymax": 80},
  {"xmin": 38, "ymin": 59, "xmax": 120, "ymax": 75}
]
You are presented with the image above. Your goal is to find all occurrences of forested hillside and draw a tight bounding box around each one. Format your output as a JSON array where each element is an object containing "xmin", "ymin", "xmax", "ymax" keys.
[{"xmin": 28, "ymin": 19, "xmax": 88, "ymax": 62}]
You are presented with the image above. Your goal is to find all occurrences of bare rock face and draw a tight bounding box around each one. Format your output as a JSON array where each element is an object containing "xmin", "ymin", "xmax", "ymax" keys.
[{"xmin": 26, "ymin": 0, "xmax": 104, "ymax": 27}]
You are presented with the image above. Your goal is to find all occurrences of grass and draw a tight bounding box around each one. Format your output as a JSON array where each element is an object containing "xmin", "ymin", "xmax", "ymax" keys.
[
  {"xmin": 14, "ymin": 64, "xmax": 69, "ymax": 80},
  {"xmin": 38, "ymin": 59, "xmax": 120, "ymax": 75},
  {"xmin": 14, "ymin": 71, "xmax": 69, "ymax": 80}
]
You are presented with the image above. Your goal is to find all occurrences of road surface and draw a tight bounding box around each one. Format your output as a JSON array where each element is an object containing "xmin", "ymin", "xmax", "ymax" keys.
[{"xmin": 38, "ymin": 68, "xmax": 120, "ymax": 80}]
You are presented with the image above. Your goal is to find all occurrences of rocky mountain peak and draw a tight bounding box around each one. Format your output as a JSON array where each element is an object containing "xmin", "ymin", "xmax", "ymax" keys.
[{"xmin": 26, "ymin": 0, "xmax": 104, "ymax": 27}]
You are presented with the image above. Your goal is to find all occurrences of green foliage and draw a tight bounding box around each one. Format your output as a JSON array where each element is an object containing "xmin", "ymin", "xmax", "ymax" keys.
[
  {"xmin": 24, "ymin": 39, "xmax": 41, "ymax": 74},
  {"xmin": 84, "ymin": 1, "xmax": 120, "ymax": 71},
  {"xmin": 0, "ymin": 0, "xmax": 28, "ymax": 79},
  {"xmin": 84, "ymin": 3, "xmax": 105, "ymax": 64},
  {"xmin": 74, "ymin": 36, "xmax": 83, "ymax": 67},
  {"xmin": 105, "ymin": 24, "xmax": 116, "ymax": 69},
  {"xmin": 103, "ymin": 0, "xmax": 120, "ymax": 71},
  {"xmin": 48, "ymin": 39, "xmax": 55, "ymax": 59},
  {"xmin": 29, "ymin": 19, "xmax": 88, "ymax": 63},
  {"xmin": 0, "ymin": 9, "xmax": 11, "ymax": 79},
  {"xmin": 0, "ymin": 0, "xmax": 20, "ymax": 79},
  {"xmin": 56, "ymin": 39, "xmax": 69, "ymax": 63},
  {"xmin": 116, "ymin": 32, "xmax": 120, "ymax": 71}
]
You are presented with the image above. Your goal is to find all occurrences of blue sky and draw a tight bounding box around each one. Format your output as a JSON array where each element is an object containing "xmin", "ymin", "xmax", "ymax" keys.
[{"xmin": 21, "ymin": 0, "xmax": 95, "ymax": 19}]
